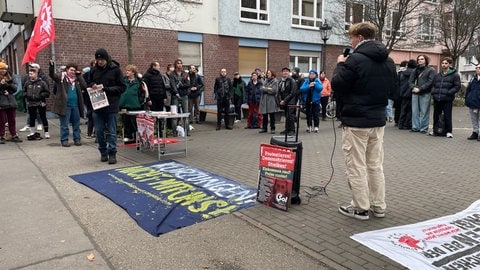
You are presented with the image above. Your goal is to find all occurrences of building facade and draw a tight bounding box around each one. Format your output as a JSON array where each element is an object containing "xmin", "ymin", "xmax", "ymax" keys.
[{"xmin": 1, "ymin": 0, "xmax": 450, "ymax": 106}]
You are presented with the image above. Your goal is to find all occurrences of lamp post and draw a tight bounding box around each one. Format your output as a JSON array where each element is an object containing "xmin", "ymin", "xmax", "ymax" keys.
[{"xmin": 319, "ymin": 21, "xmax": 332, "ymax": 72}]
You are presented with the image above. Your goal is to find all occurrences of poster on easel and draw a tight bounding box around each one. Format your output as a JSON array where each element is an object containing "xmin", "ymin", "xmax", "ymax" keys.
[{"xmin": 257, "ymin": 144, "xmax": 296, "ymax": 211}]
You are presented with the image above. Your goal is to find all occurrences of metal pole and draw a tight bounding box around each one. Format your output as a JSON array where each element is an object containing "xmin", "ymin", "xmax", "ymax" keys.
[{"xmin": 322, "ymin": 39, "xmax": 327, "ymax": 71}]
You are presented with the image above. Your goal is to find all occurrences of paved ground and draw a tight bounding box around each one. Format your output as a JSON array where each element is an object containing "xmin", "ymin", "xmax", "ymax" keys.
[{"xmin": 1, "ymin": 107, "xmax": 479, "ymax": 270}]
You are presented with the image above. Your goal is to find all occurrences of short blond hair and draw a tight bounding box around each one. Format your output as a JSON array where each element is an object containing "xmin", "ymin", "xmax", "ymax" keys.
[
  {"xmin": 126, "ymin": 64, "xmax": 138, "ymax": 74},
  {"xmin": 348, "ymin": 22, "xmax": 377, "ymax": 39}
]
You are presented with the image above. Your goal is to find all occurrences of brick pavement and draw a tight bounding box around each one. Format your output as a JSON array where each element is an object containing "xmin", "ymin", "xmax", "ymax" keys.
[{"xmin": 116, "ymin": 106, "xmax": 479, "ymax": 270}]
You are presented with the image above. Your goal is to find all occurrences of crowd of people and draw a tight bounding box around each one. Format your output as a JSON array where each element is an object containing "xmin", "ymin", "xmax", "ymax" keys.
[{"xmin": 1, "ymin": 39, "xmax": 480, "ymax": 173}]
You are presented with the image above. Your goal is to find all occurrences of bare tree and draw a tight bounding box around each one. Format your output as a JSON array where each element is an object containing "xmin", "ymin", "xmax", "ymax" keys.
[
  {"xmin": 79, "ymin": 0, "xmax": 192, "ymax": 63},
  {"xmin": 435, "ymin": 0, "xmax": 480, "ymax": 66},
  {"xmin": 329, "ymin": 0, "xmax": 430, "ymax": 52}
]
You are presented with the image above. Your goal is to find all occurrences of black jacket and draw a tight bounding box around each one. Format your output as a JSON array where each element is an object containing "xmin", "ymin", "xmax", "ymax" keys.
[
  {"xmin": 431, "ymin": 68, "xmax": 461, "ymax": 102},
  {"xmin": 331, "ymin": 40, "xmax": 397, "ymax": 128},
  {"xmin": 143, "ymin": 68, "xmax": 166, "ymax": 100},
  {"xmin": 399, "ymin": 67, "xmax": 415, "ymax": 98},
  {"xmin": 0, "ymin": 72, "xmax": 18, "ymax": 109},
  {"xmin": 88, "ymin": 56, "xmax": 125, "ymax": 113},
  {"xmin": 187, "ymin": 72, "xmax": 204, "ymax": 99},
  {"xmin": 278, "ymin": 76, "xmax": 297, "ymax": 106}
]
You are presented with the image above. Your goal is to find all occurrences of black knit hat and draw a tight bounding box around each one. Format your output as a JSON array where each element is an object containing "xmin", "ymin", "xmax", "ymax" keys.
[
  {"xmin": 95, "ymin": 48, "xmax": 109, "ymax": 60},
  {"xmin": 293, "ymin": 67, "xmax": 300, "ymax": 73}
]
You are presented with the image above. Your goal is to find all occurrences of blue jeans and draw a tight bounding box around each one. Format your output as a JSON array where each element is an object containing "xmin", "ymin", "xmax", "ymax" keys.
[
  {"xmin": 385, "ymin": 99, "xmax": 393, "ymax": 118},
  {"xmin": 411, "ymin": 93, "xmax": 431, "ymax": 132},
  {"xmin": 93, "ymin": 111, "xmax": 118, "ymax": 154},
  {"xmin": 59, "ymin": 106, "xmax": 81, "ymax": 143}
]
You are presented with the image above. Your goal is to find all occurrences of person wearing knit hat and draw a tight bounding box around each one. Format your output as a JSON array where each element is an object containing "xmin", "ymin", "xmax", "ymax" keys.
[
  {"xmin": 0, "ymin": 61, "xmax": 23, "ymax": 143},
  {"xmin": 309, "ymin": 69, "xmax": 318, "ymax": 77},
  {"xmin": 300, "ymin": 69, "xmax": 323, "ymax": 133},
  {"xmin": 89, "ymin": 48, "xmax": 126, "ymax": 164}
]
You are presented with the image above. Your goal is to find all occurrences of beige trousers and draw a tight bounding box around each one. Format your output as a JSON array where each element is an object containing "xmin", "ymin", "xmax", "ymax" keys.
[{"xmin": 342, "ymin": 126, "xmax": 386, "ymax": 212}]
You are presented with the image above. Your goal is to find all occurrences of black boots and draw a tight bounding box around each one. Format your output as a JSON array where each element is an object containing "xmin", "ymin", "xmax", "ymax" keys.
[
  {"xmin": 467, "ymin": 132, "xmax": 478, "ymax": 140},
  {"xmin": 108, "ymin": 152, "xmax": 117, "ymax": 164}
]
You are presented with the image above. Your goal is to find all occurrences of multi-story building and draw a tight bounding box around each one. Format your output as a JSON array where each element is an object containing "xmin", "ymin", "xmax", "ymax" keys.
[{"xmin": 1, "ymin": 0, "xmax": 447, "ymax": 106}]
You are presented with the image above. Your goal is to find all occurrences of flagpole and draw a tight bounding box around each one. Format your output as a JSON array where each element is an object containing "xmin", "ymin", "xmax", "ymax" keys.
[{"xmin": 51, "ymin": 40, "xmax": 56, "ymax": 69}]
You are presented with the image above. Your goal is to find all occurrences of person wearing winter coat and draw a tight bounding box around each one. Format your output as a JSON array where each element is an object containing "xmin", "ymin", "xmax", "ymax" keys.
[
  {"xmin": 213, "ymin": 68, "xmax": 233, "ymax": 130},
  {"xmin": 465, "ymin": 64, "xmax": 480, "ymax": 141},
  {"xmin": 232, "ymin": 72, "xmax": 245, "ymax": 123},
  {"xmin": 300, "ymin": 69, "xmax": 323, "ymax": 133},
  {"xmin": 408, "ymin": 54, "xmax": 435, "ymax": 133},
  {"xmin": 23, "ymin": 64, "xmax": 50, "ymax": 141},
  {"xmin": 429, "ymin": 57, "xmax": 461, "ymax": 138},
  {"xmin": 49, "ymin": 60, "xmax": 87, "ymax": 146},
  {"xmin": 258, "ymin": 69, "xmax": 279, "ymax": 134},
  {"xmin": 278, "ymin": 67, "xmax": 298, "ymax": 135},
  {"xmin": 120, "ymin": 64, "xmax": 145, "ymax": 143},
  {"xmin": 143, "ymin": 61, "xmax": 166, "ymax": 112},
  {"xmin": 398, "ymin": 59, "xmax": 416, "ymax": 130},
  {"xmin": 319, "ymin": 70, "xmax": 332, "ymax": 121},
  {"xmin": 187, "ymin": 65, "xmax": 204, "ymax": 124},
  {"xmin": 244, "ymin": 72, "xmax": 263, "ymax": 129},
  {"xmin": 88, "ymin": 48, "xmax": 126, "ymax": 164},
  {"xmin": 0, "ymin": 61, "xmax": 22, "ymax": 143},
  {"xmin": 331, "ymin": 22, "xmax": 397, "ymax": 221}
]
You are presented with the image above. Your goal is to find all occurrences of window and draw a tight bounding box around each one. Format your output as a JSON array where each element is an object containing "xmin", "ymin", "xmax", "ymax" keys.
[
  {"xmin": 289, "ymin": 53, "xmax": 320, "ymax": 75},
  {"xmin": 386, "ymin": 11, "xmax": 406, "ymax": 38},
  {"xmin": 292, "ymin": 0, "xmax": 323, "ymax": 28},
  {"xmin": 419, "ymin": 16, "xmax": 435, "ymax": 42},
  {"xmin": 345, "ymin": 2, "xmax": 366, "ymax": 30},
  {"xmin": 178, "ymin": 42, "xmax": 203, "ymax": 73},
  {"xmin": 239, "ymin": 47, "xmax": 267, "ymax": 75},
  {"xmin": 241, "ymin": 0, "xmax": 269, "ymax": 22}
]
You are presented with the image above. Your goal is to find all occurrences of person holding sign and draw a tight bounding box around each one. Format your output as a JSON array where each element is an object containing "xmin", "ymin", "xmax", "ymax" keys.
[{"xmin": 88, "ymin": 48, "xmax": 126, "ymax": 164}]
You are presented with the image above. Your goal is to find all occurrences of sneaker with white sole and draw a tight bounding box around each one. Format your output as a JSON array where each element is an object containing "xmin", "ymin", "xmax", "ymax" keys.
[
  {"xmin": 19, "ymin": 125, "xmax": 29, "ymax": 132},
  {"xmin": 338, "ymin": 205, "xmax": 369, "ymax": 220},
  {"xmin": 370, "ymin": 207, "xmax": 385, "ymax": 218},
  {"xmin": 44, "ymin": 132, "xmax": 50, "ymax": 139},
  {"xmin": 306, "ymin": 126, "xmax": 311, "ymax": 133},
  {"xmin": 314, "ymin": 127, "xmax": 319, "ymax": 133},
  {"xmin": 446, "ymin": 132, "xmax": 453, "ymax": 138},
  {"xmin": 36, "ymin": 124, "xmax": 43, "ymax": 131}
]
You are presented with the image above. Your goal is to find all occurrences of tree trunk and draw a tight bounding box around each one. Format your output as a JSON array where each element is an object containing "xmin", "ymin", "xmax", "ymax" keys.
[{"xmin": 127, "ymin": 31, "xmax": 133, "ymax": 64}]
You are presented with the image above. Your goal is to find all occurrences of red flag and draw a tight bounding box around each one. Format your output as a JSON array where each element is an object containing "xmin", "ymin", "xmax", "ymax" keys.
[{"xmin": 22, "ymin": 0, "xmax": 55, "ymax": 65}]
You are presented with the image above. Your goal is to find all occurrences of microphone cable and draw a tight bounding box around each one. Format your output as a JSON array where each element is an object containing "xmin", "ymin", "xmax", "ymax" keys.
[{"xmin": 303, "ymin": 99, "xmax": 338, "ymax": 204}]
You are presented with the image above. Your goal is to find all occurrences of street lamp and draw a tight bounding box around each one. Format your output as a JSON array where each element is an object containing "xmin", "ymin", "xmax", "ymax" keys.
[{"xmin": 319, "ymin": 21, "xmax": 332, "ymax": 72}]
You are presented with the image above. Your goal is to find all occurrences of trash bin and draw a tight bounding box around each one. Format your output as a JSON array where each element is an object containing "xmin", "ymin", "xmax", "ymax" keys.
[{"xmin": 270, "ymin": 135, "xmax": 302, "ymax": 205}]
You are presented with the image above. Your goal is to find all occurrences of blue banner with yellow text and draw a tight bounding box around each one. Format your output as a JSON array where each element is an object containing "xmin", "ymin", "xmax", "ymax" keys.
[{"xmin": 70, "ymin": 160, "xmax": 257, "ymax": 236}]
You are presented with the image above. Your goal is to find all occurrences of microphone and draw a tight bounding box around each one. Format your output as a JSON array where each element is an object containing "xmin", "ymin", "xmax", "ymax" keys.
[{"xmin": 343, "ymin": 47, "xmax": 352, "ymax": 57}]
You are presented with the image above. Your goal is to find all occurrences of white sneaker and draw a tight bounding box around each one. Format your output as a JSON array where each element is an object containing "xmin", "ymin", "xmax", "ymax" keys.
[
  {"xmin": 44, "ymin": 132, "xmax": 50, "ymax": 139},
  {"xmin": 314, "ymin": 127, "xmax": 319, "ymax": 133},
  {"xmin": 19, "ymin": 125, "xmax": 29, "ymax": 132},
  {"xmin": 234, "ymin": 120, "xmax": 240, "ymax": 123},
  {"xmin": 36, "ymin": 124, "xmax": 43, "ymax": 131},
  {"xmin": 306, "ymin": 126, "xmax": 311, "ymax": 133},
  {"xmin": 446, "ymin": 132, "xmax": 453, "ymax": 138}
]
